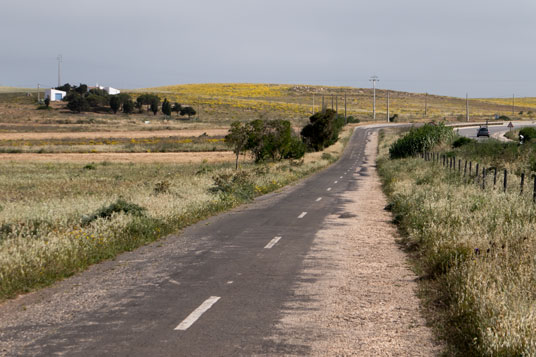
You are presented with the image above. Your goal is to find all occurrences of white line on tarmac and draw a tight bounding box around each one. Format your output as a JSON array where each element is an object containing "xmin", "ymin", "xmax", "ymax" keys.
[
  {"xmin": 169, "ymin": 279, "xmax": 181, "ymax": 286},
  {"xmin": 264, "ymin": 236, "xmax": 282, "ymax": 249},
  {"xmin": 298, "ymin": 212, "xmax": 308, "ymax": 219},
  {"xmin": 175, "ymin": 296, "xmax": 221, "ymax": 331},
  {"xmin": 334, "ymin": 181, "xmax": 338, "ymax": 184},
  {"xmin": 327, "ymin": 187, "xmax": 332, "ymax": 191},
  {"xmin": 226, "ymin": 281, "xmax": 234, "ymax": 284},
  {"xmin": 316, "ymin": 197, "xmax": 322, "ymax": 202},
  {"xmin": 340, "ymin": 176, "xmax": 343, "ymax": 179}
]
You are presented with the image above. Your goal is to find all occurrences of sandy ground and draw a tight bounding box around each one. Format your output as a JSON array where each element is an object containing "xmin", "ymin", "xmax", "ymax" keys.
[
  {"xmin": 0, "ymin": 129, "xmax": 229, "ymax": 140},
  {"xmin": 267, "ymin": 132, "xmax": 442, "ymax": 355},
  {"xmin": 0, "ymin": 151, "xmax": 236, "ymax": 163}
]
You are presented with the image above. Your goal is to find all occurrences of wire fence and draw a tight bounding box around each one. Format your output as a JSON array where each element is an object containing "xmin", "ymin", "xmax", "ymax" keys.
[{"xmin": 421, "ymin": 151, "xmax": 536, "ymax": 202}]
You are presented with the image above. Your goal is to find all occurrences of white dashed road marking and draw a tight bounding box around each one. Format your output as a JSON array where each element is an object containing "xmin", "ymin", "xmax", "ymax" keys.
[
  {"xmin": 298, "ymin": 212, "xmax": 308, "ymax": 219},
  {"xmin": 316, "ymin": 197, "xmax": 322, "ymax": 202},
  {"xmin": 334, "ymin": 181, "xmax": 338, "ymax": 184},
  {"xmin": 175, "ymin": 296, "xmax": 221, "ymax": 331},
  {"xmin": 264, "ymin": 236, "xmax": 282, "ymax": 249},
  {"xmin": 327, "ymin": 187, "xmax": 332, "ymax": 191}
]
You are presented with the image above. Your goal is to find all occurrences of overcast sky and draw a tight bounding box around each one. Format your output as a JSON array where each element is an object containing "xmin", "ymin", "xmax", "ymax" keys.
[{"xmin": 1, "ymin": 0, "xmax": 535, "ymax": 97}]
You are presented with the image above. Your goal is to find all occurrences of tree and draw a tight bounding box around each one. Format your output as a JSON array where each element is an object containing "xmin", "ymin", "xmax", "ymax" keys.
[
  {"xmin": 180, "ymin": 106, "xmax": 196, "ymax": 119},
  {"xmin": 301, "ymin": 109, "xmax": 345, "ymax": 151},
  {"xmin": 75, "ymin": 84, "xmax": 88, "ymax": 94},
  {"xmin": 162, "ymin": 98, "xmax": 172, "ymax": 116},
  {"xmin": 110, "ymin": 96, "xmax": 121, "ymax": 114},
  {"xmin": 66, "ymin": 93, "xmax": 90, "ymax": 113},
  {"xmin": 55, "ymin": 83, "xmax": 71, "ymax": 92},
  {"xmin": 225, "ymin": 122, "xmax": 250, "ymax": 169},
  {"xmin": 123, "ymin": 99, "xmax": 134, "ymax": 114},
  {"xmin": 150, "ymin": 96, "xmax": 160, "ymax": 115},
  {"xmin": 44, "ymin": 97, "xmax": 50, "ymax": 108},
  {"xmin": 135, "ymin": 100, "xmax": 143, "ymax": 113},
  {"xmin": 172, "ymin": 103, "xmax": 182, "ymax": 116}
]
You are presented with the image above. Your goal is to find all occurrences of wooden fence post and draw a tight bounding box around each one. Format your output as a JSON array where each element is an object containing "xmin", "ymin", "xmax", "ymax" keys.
[
  {"xmin": 533, "ymin": 175, "xmax": 536, "ymax": 203},
  {"xmin": 504, "ymin": 169, "xmax": 508, "ymax": 193},
  {"xmin": 469, "ymin": 161, "xmax": 472, "ymax": 176},
  {"xmin": 482, "ymin": 167, "xmax": 486, "ymax": 190},
  {"xmin": 521, "ymin": 172, "xmax": 525, "ymax": 194},
  {"xmin": 493, "ymin": 168, "xmax": 497, "ymax": 187},
  {"xmin": 475, "ymin": 163, "xmax": 479, "ymax": 183},
  {"xmin": 458, "ymin": 159, "xmax": 461, "ymax": 173}
]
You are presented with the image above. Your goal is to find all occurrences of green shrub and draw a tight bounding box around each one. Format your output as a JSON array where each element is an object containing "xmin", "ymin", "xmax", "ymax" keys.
[
  {"xmin": 452, "ymin": 136, "xmax": 474, "ymax": 148},
  {"xmin": 154, "ymin": 180, "xmax": 171, "ymax": 194},
  {"xmin": 389, "ymin": 123, "xmax": 454, "ymax": 159},
  {"xmin": 519, "ymin": 127, "xmax": 536, "ymax": 141},
  {"xmin": 83, "ymin": 163, "xmax": 96, "ymax": 170},
  {"xmin": 498, "ymin": 115, "xmax": 511, "ymax": 121},
  {"xmin": 346, "ymin": 116, "xmax": 360, "ymax": 123},
  {"xmin": 321, "ymin": 152, "xmax": 333, "ymax": 161},
  {"xmin": 210, "ymin": 171, "xmax": 255, "ymax": 200},
  {"xmin": 82, "ymin": 199, "xmax": 146, "ymax": 225}
]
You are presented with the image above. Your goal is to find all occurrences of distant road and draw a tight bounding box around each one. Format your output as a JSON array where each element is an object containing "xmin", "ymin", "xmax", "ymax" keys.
[{"xmin": 456, "ymin": 120, "xmax": 536, "ymax": 140}]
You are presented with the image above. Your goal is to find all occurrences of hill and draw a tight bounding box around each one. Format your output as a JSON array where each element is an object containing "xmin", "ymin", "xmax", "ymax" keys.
[{"xmin": 128, "ymin": 83, "xmax": 536, "ymax": 125}]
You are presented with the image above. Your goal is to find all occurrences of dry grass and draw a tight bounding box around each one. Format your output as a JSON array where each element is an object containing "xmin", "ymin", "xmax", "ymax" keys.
[
  {"xmin": 377, "ymin": 129, "xmax": 536, "ymax": 356},
  {"xmin": 0, "ymin": 127, "xmax": 353, "ymax": 301},
  {"xmin": 0, "ymin": 151, "xmax": 236, "ymax": 163},
  {"xmin": 0, "ymin": 129, "xmax": 229, "ymax": 140}
]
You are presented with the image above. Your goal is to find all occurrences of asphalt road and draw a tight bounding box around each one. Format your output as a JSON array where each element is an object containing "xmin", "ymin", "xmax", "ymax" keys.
[
  {"xmin": 456, "ymin": 120, "xmax": 536, "ymax": 140},
  {"xmin": 1, "ymin": 127, "xmax": 378, "ymax": 356}
]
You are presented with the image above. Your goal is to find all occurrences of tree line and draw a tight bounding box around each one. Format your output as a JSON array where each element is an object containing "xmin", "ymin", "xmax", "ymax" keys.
[
  {"xmin": 54, "ymin": 83, "xmax": 196, "ymax": 117},
  {"xmin": 225, "ymin": 109, "xmax": 346, "ymax": 168}
]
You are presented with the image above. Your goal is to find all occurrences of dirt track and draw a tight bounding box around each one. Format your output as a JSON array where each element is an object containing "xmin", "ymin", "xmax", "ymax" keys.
[
  {"xmin": 0, "ymin": 151, "xmax": 236, "ymax": 163},
  {"xmin": 0, "ymin": 129, "xmax": 229, "ymax": 141}
]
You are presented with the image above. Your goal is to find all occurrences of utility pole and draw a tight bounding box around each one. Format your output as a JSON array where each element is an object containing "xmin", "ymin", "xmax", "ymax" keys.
[
  {"xmin": 466, "ymin": 93, "xmax": 469, "ymax": 122},
  {"xmin": 512, "ymin": 94, "xmax": 515, "ymax": 116},
  {"xmin": 57, "ymin": 54, "xmax": 63, "ymax": 87},
  {"xmin": 37, "ymin": 83, "xmax": 40, "ymax": 102},
  {"xmin": 369, "ymin": 75, "xmax": 379, "ymax": 120},
  {"xmin": 322, "ymin": 95, "xmax": 325, "ymax": 111},
  {"xmin": 312, "ymin": 93, "xmax": 315, "ymax": 114},
  {"xmin": 344, "ymin": 93, "xmax": 347, "ymax": 123},
  {"xmin": 335, "ymin": 96, "xmax": 338, "ymax": 112},
  {"xmin": 331, "ymin": 95, "xmax": 334, "ymax": 110},
  {"xmin": 387, "ymin": 90, "xmax": 390, "ymax": 123}
]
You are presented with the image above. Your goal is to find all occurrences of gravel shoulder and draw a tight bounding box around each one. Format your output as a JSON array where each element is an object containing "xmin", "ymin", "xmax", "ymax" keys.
[{"xmin": 266, "ymin": 131, "xmax": 442, "ymax": 355}]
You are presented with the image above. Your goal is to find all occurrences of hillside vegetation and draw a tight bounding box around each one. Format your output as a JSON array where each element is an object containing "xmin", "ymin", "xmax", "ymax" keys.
[{"xmin": 2, "ymin": 84, "xmax": 536, "ymax": 134}]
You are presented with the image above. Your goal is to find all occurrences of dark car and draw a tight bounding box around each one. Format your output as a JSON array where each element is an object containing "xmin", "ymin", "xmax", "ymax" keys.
[{"xmin": 477, "ymin": 127, "xmax": 490, "ymax": 137}]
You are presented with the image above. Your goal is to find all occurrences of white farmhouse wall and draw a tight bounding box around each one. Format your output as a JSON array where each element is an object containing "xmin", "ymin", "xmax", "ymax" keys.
[
  {"xmin": 105, "ymin": 87, "xmax": 120, "ymax": 95},
  {"xmin": 45, "ymin": 89, "xmax": 67, "ymax": 101}
]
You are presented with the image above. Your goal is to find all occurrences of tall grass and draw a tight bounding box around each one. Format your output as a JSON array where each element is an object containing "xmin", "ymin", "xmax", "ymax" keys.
[
  {"xmin": 378, "ymin": 129, "xmax": 536, "ymax": 355},
  {"xmin": 0, "ymin": 128, "xmax": 353, "ymax": 300}
]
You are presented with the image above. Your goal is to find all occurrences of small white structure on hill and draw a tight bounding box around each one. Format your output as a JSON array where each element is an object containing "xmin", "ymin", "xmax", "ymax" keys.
[
  {"xmin": 95, "ymin": 84, "xmax": 120, "ymax": 95},
  {"xmin": 45, "ymin": 89, "xmax": 67, "ymax": 101},
  {"xmin": 104, "ymin": 86, "xmax": 120, "ymax": 95}
]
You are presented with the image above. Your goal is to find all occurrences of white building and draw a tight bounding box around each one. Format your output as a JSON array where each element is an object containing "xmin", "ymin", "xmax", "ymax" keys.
[
  {"xmin": 45, "ymin": 89, "xmax": 67, "ymax": 101},
  {"xmin": 104, "ymin": 87, "xmax": 120, "ymax": 95},
  {"xmin": 95, "ymin": 84, "xmax": 121, "ymax": 95}
]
